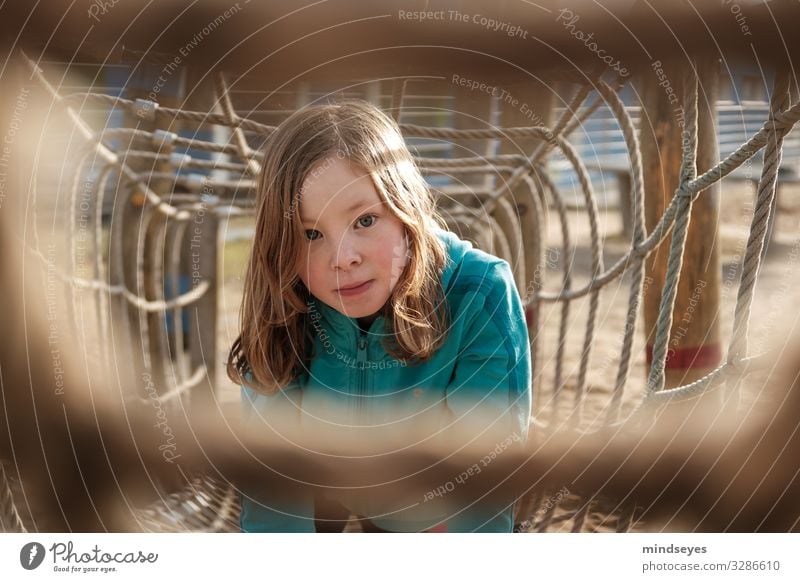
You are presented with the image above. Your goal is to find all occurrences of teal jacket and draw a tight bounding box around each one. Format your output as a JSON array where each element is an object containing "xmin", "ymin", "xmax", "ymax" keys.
[{"xmin": 240, "ymin": 227, "xmax": 532, "ymax": 532}]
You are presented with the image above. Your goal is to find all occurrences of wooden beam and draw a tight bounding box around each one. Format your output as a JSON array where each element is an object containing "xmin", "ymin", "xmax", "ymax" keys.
[{"xmin": 3, "ymin": 1, "xmax": 798, "ymax": 89}]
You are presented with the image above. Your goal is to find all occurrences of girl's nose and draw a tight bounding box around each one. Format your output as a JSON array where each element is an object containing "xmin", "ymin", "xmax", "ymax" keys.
[{"xmin": 331, "ymin": 236, "xmax": 362, "ymax": 270}]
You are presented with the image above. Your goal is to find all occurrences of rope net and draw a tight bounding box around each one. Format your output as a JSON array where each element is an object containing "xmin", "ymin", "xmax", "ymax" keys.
[{"xmin": 4, "ymin": 51, "xmax": 798, "ymax": 533}]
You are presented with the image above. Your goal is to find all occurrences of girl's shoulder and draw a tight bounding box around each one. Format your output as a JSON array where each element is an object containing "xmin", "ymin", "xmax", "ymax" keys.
[{"xmin": 433, "ymin": 227, "xmax": 513, "ymax": 295}]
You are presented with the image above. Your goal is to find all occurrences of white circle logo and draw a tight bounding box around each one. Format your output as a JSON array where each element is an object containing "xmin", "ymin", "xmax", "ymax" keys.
[{"xmin": 20, "ymin": 542, "xmax": 46, "ymax": 570}]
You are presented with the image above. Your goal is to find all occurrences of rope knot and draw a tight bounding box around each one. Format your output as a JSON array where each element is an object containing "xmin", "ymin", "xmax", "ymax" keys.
[
  {"xmin": 675, "ymin": 184, "xmax": 694, "ymax": 199},
  {"xmin": 770, "ymin": 109, "xmax": 799, "ymax": 134}
]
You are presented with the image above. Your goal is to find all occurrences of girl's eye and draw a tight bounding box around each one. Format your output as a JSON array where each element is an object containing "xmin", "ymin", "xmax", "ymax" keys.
[
  {"xmin": 357, "ymin": 215, "xmax": 377, "ymax": 228},
  {"xmin": 304, "ymin": 229, "xmax": 321, "ymax": 241}
]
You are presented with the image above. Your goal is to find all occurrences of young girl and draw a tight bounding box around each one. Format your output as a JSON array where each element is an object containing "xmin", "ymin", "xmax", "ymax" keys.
[{"xmin": 227, "ymin": 99, "xmax": 532, "ymax": 532}]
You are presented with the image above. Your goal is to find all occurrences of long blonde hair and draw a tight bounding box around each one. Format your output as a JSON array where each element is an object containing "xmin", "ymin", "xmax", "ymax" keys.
[{"xmin": 227, "ymin": 100, "xmax": 449, "ymax": 394}]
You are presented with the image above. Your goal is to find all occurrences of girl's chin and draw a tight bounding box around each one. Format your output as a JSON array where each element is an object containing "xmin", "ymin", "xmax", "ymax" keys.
[{"xmin": 330, "ymin": 299, "xmax": 392, "ymax": 321}]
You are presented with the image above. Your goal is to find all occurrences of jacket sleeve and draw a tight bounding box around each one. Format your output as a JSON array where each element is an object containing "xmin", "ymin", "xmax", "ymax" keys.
[
  {"xmin": 239, "ymin": 380, "xmax": 316, "ymax": 533},
  {"xmin": 444, "ymin": 260, "xmax": 532, "ymax": 532}
]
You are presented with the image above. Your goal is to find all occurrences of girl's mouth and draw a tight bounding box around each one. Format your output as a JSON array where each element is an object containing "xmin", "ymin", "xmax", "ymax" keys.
[{"xmin": 336, "ymin": 280, "xmax": 373, "ymax": 296}]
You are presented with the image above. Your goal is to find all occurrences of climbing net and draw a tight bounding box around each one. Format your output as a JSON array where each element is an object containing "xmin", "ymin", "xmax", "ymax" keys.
[{"xmin": 3, "ymin": 49, "xmax": 799, "ymax": 533}]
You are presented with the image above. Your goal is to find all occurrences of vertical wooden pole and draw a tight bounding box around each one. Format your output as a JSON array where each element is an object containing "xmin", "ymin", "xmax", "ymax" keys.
[
  {"xmin": 188, "ymin": 197, "xmax": 219, "ymax": 410},
  {"xmin": 641, "ymin": 59, "xmax": 721, "ymax": 389},
  {"xmin": 183, "ymin": 76, "xmax": 221, "ymax": 411}
]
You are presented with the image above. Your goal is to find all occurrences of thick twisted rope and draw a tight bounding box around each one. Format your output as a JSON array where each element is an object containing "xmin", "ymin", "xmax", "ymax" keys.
[
  {"xmin": 61, "ymin": 91, "xmax": 278, "ymax": 134},
  {"xmin": 727, "ymin": 72, "xmax": 791, "ymax": 365},
  {"xmin": 567, "ymin": 136, "xmax": 604, "ymax": 429},
  {"xmin": 536, "ymin": 93, "xmax": 800, "ymax": 304},
  {"xmin": 23, "ymin": 54, "xmax": 196, "ymax": 222},
  {"xmin": 639, "ymin": 72, "xmax": 794, "ymax": 407},
  {"xmin": 23, "ymin": 241, "xmax": 210, "ymax": 313},
  {"xmin": 216, "ymin": 73, "xmax": 262, "ymax": 177},
  {"xmin": 599, "ymin": 80, "xmax": 647, "ymax": 422},
  {"xmin": 646, "ymin": 67, "xmax": 700, "ymax": 395},
  {"xmin": 526, "ymin": 170, "xmax": 573, "ymax": 428},
  {"xmin": 688, "ymin": 99, "xmax": 800, "ymax": 193}
]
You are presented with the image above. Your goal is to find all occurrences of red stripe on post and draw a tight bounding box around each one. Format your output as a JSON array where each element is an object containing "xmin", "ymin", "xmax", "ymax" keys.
[
  {"xmin": 645, "ymin": 344, "xmax": 722, "ymax": 369},
  {"xmin": 525, "ymin": 306, "xmax": 536, "ymax": 328}
]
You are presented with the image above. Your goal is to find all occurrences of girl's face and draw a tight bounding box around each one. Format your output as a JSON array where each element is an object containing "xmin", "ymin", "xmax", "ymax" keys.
[{"xmin": 295, "ymin": 156, "xmax": 409, "ymax": 326}]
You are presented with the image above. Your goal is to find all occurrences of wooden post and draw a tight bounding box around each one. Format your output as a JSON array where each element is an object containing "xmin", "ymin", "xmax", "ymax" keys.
[
  {"xmin": 641, "ymin": 58, "xmax": 722, "ymax": 389},
  {"xmin": 187, "ymin": 197, "xmax": 220, "ymax": 410},
  {"xmin": 183, "ymin": 76, "xmax": 222, "ymax": 411}
]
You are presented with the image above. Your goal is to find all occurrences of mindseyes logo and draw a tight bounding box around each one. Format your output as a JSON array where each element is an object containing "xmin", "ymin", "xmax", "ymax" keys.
[{"xmin": 20, "ymin": 542, "xmax": 46, "ymax": 570}]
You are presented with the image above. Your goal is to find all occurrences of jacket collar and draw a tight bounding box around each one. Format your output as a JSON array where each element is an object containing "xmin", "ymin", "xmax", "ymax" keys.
[
  {"xmin": 433, "ymin": 226, "xmax": 472, "ymax": 292},
  {"xmin": 309, "ymin": 297, "xmax": 386, "ymax": 346}
]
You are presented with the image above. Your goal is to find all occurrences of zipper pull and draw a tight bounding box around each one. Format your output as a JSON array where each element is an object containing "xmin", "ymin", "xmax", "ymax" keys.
[{"xmin": 356, "ymin": 335, "xmax": 368, "ymax": 407}]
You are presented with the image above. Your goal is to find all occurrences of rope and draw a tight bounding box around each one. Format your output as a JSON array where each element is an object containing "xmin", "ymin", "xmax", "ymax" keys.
[
  {"xmin": 401, "ymin": 123, "xmax": 556, "ymax": 141},
  {"xmin": 727, "ymin": 72, "xmax": 791, "ymax": 365},
  {"xmin": 22, "ymin": 241, "xmax": 211, "ymax": 313},
  {"xmin": 564, "ymin": 130, "xmax": 604, "ymax": 429},
  {"xmin": 536, "ymin": 92, "xmax": 800, "ymax": 304},
  {"xmin": 613, "ymin": 352, "xmax": 771, "ymax": 419},
  {"xmin": 216, "ymin": 73, "xmax": 262, "ymax": 177},
  {"xmin": 595, "ymin": 80, "xmax": 648, "ymax": 423},
  {"xmin": 60, "ymin": 91, "xmax": 278, "ymax": 134},
  {"xmin": 22, "ymin": 53, "xmax": 194, "ymax": 222},
  {"xmin": 688, "ymin": 100, "xmax": 800, "ymax": 193},
  {"xmin": 646, "ymin": 67, "xmax": 700, "ymax": 394},
  {"xmin": 527, "ymin": 170, "xmax": 573, "ymax": 428}
]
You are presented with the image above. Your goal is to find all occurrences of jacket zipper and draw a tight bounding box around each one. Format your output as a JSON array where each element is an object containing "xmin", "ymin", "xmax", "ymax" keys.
[{"xmin": 356, "ymin": 334, "xmax": 368, "ymax": 416}]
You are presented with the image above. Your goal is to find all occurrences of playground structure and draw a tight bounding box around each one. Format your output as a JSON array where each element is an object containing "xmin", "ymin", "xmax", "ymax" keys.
[{"xmin": 2, "ymin": 1, "xmax": 800, "ymax": 533}]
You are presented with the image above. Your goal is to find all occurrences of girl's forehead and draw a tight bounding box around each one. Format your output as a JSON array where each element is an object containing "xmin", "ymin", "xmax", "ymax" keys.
[
  {"xmin": 302, "ymin": 158, "xmax": 372, "ymax": 195},
  {"xmin": 298, "ymin": 158, "xmax": 382, "ymax": 219}
]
